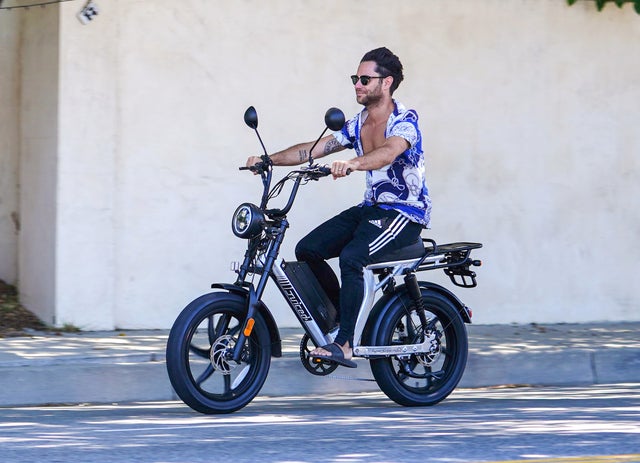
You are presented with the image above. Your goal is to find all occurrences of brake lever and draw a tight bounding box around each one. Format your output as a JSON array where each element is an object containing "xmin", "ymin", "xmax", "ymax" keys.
[{"xmin": 303, "ymin": 164, "xmax": 332, "ymax": 180}]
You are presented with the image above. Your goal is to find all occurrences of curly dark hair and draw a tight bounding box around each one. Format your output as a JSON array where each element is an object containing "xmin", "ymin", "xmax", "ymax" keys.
[{"xmin": 360, "ymin": 47, "xmax": 404, "ymax": 95}]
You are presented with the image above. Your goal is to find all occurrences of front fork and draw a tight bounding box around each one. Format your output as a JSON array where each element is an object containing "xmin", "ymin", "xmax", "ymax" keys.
[
  {"xmin": 229, "ymin": 286, "xmax": 260, "ymax": 362},
  {"xmin": 231, "ymin": 219, "xmax": 288, "ymax": 362}
]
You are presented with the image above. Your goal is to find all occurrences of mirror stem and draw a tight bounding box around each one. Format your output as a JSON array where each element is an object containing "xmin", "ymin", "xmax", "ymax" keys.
[
  {"xmin": 307, "ymin": 127, "xmax": 328, "ymax": 166},
  {"xmin": 254, "ymin": 129, "xmax": 269, "ymax": 160}
]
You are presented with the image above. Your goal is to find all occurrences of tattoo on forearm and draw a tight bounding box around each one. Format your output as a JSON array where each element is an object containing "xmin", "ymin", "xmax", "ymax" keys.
[
  {"xmin": 298, "ymin": 149, "xmax": 308, "ymax": 162},
  {"xmin": 323, "ymin": 138, "xmax": 342, "ymax": 155}
]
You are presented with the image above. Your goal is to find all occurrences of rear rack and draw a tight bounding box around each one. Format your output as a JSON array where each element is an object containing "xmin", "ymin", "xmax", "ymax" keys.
[{"xmin": 415, "ymin": 240, "xmax": 483, "ymax": 288}]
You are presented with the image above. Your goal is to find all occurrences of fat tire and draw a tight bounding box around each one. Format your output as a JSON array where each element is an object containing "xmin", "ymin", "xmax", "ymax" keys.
[
  {"xmin": 166, "ymin": 293, "xmax": 271, "ymax": 414},
  {"xmin": 369, "ymin": 291, "xmax": 468, "ymax": 407}
]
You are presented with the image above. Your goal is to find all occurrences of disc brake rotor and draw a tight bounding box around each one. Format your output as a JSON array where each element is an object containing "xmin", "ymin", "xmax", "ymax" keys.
[
  {"xmin": 415, "ymin": 329, "xmax": 441, "ymax": 366},
  {"xmin": 210, "ymin": 335, "xmax": 237, "ymax": 374}
]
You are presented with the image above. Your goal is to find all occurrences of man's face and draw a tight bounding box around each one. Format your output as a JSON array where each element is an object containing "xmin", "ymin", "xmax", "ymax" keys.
[{"xmin": 353, "ymin": 60, "xmax": 385, "ymax": 107}]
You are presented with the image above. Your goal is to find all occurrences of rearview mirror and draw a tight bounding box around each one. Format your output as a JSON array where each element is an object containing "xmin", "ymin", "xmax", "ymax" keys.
[
  {"xmin": 244, "ymin": 106, "xmax": 258, "ymax": 129},
  {"xmin": 324, "ymin": 107, "xmax": 345, "ymax": 132}
]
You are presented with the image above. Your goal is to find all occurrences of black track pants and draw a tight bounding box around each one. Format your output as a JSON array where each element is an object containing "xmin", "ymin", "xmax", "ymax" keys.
[{"xmin": 295, "ymin": 205, "xmax": 422, "ymax": 346}]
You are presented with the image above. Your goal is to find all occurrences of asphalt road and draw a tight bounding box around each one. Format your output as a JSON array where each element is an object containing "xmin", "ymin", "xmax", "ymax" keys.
[{"xmin": 1, "ymin": 384, "xmax": 639, "ymax": 463}]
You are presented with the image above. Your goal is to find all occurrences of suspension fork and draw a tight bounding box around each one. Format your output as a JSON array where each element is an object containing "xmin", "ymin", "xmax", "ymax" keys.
[{"xmin": 231, "ymin": 219, "xmax": 289, "ymax": 362}]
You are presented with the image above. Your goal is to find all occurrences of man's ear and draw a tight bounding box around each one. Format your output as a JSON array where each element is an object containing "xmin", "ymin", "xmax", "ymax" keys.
[{"xmin": 383, "ymin": 76, "xmax": 394, "ymax": 93}]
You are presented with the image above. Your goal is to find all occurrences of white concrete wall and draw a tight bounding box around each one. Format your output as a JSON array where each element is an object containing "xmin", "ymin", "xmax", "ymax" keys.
[
  {"xmin": 56, "ymin": 3, "xmax": 119, "ymax": 329},
  {"xmin": 17, "ymin": 6, "xmax": 59, "ymax": 325},
  {"xmin": 0, "ymin": 11, "xmax": 21, "ymax": 285},
  {"xmin": 4, "ymin": 0, "xmax": 640, "ymax": 329}
]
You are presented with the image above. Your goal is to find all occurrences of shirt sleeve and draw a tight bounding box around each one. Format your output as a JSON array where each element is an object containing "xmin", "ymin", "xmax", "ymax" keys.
[
  {"xmin": 389, "ymin": 109, "xmax": 419, "ymax": 148},
  {"xmin": 332, "ymin": 129, "xmax": 352, "ymax": 149},
  {"xmin": 332, "ymin": 114, "xmax": 358, "ymax": 149}
]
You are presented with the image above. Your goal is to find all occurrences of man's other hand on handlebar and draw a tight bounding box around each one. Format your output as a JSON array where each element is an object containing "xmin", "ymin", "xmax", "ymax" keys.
[
  {"xmin": 244, "ymin": 156, "xmax": 263, "ymax": 174},
  {"xmin": 330, "ymin": 159, "xmax": 356, "ymax": 179}
]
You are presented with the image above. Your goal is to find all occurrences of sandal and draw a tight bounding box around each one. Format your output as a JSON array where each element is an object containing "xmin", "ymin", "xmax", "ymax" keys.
[{"xmin": 310, "ymin": 342, "xmax": 357, "ymax": 369}]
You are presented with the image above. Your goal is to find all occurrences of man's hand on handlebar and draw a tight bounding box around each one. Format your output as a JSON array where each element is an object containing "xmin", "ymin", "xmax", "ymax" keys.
[
  {"xmin": 331, "ymin": 160, "xmax": 356, "ymax": 179},
  {"xmin": 243, "ymin": 156, "xmax": 264, "ymax": 174}
]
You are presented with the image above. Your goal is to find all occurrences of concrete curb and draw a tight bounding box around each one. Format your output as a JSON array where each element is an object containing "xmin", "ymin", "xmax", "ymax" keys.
[{"xmin": 0, "ymin": 323, "xmax": 638, "ymax": 407}]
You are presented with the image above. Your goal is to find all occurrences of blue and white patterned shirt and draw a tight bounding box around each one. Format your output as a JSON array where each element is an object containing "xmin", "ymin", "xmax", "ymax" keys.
[{"xmin": 333, "ymin": 100, "xmax": 432, "ymax": 227}]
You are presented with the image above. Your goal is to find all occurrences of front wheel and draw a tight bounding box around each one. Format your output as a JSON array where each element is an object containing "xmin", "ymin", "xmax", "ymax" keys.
[
  {"xmin": 369, "ymin": 291, "xmax": 468, "ymax": 407},
  {"xmin": 166, "ymin": 293, "xmax": 271, "ymax": 414}
]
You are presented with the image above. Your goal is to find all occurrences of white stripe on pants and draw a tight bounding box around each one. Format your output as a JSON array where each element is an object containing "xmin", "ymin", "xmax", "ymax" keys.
[{"xmin": 368, "ymin": 214, "xmax": 410, "ymax": 255}]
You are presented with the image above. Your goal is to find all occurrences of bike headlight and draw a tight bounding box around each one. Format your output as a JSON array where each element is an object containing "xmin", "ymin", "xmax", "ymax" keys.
[{"xmin": 231, "ymin": 203, "xmax": 265, "ymax": 238}]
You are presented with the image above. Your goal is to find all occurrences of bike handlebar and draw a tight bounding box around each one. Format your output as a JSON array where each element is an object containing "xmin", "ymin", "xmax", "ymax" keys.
[
  {"xmin": 239, "ymin": 164, "xmax": 350, "ymax": 177},
  {"xmin": 239, "ymin": 163, "xmax": 334, "ymax": 178},
  {"xmin": 237, "ymin": 163, "xmax": 349, "ymax": 217}
]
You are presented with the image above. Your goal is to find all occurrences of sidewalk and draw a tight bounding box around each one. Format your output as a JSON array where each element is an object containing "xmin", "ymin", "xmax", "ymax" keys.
[{"xmin": 0, "ymin": 322, "xmax": 638, "ymax": 407}]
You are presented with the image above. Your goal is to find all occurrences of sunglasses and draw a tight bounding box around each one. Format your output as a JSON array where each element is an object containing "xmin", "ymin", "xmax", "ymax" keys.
[{"xmin": 350, "ymin": 75, "xmax": 385, "ymax": 86}]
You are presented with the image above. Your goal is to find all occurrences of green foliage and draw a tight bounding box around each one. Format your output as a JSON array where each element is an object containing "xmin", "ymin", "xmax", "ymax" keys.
[{"xmin": 567, "ymin": 0, "xmax": 640, "ymax": 14}]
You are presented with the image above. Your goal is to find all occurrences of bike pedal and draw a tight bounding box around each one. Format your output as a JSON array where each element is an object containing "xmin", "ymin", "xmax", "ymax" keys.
[{"xmin": 312, "ymin": 357, "xmax": 333, "ymax": 366}]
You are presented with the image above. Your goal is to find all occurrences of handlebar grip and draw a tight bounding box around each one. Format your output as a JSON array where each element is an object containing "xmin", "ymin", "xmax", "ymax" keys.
[
  {"xmin": 316, "ymin": 166, "xmax": 351, "ymax": 176},
  {"xmin": 240, "ymin": 164, "xmax": 262, "ymax": 172}
]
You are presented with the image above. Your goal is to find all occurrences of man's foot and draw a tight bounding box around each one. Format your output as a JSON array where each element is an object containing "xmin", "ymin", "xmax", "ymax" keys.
[{"xmin": 309, "ymin": 342, "xmax": 357, "ymax": 368}]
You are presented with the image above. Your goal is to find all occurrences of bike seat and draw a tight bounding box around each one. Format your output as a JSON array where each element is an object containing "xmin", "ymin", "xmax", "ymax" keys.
[{"xmin": 370, "ymin": 238, "xmax": 425, "ymax": 264}]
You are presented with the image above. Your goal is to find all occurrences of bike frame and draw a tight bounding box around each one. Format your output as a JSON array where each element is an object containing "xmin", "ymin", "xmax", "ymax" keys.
[{"xmin": 229, "ymin": 164, "xmax": 480, "ymax": 362}]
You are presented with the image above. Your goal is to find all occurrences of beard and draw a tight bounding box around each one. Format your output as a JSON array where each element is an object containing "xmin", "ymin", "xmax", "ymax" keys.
[{"xmin": 356, "ymin": 82, "xmax": 384, "ymax": 107}]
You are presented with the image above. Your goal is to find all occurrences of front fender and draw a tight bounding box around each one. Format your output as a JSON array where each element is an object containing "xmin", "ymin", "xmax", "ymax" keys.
[{"xmin": 210, "ymin": 283, "xmax": 282, "ymax": 357}]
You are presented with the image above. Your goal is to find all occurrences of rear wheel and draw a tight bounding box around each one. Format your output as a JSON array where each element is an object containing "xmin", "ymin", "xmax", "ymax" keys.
[
  {"xmin": 370, "ymin": 291, "xmax": 468, "ymax": 407},
  {"xmin": 166, "ymin": 294, "xmax": 271, "ymax": 414}
]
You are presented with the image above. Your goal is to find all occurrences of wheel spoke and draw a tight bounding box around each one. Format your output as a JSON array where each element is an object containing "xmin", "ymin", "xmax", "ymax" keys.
[
  {"xmin": 223, "ymin": 373, "xmax": 232, "ymax": 396},
  {"xmin": 189, "ymin": 344, "xmax": 210, "ymax": 359},
  {"xmin": 195, "ymin": 364, "xmax": 215, "ymax": 386},
  {"xmin": 232, "ymin": 365, "xmax": 251, "ymax": 389},
  {"xmin": 427, "ymin": 369, "xmax": 445, "ymax": 380},
  {"xmin": 426, "ymin": 316, "xmax": 440, "ymax": 330},
  {"xmin": 210, "ymin": 313, "xmax": 231, "ymax": 342}
]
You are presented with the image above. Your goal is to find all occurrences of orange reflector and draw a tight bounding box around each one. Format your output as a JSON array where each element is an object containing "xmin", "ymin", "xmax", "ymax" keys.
[{"xmin": 243, "ymin": 318, "xmax": 255, "ymax": 336}]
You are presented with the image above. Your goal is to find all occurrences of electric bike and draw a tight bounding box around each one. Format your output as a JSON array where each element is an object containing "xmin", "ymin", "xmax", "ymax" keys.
[{"xmin": 165, "ymin": 106, "xmax": 483, "ymax": 414}]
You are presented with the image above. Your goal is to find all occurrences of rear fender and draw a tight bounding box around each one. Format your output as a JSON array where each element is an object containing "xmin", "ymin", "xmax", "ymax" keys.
[
  {"xmin": 210, "ymin": 283, "xmax": 282, "ymax": 357},
  {"xmin": 362, "ymin": 282, "xmax": 471, "ymax": 345},
  {"xmin": 418, "ymin": 282, "xmax": 472, "ymax": 324}
]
